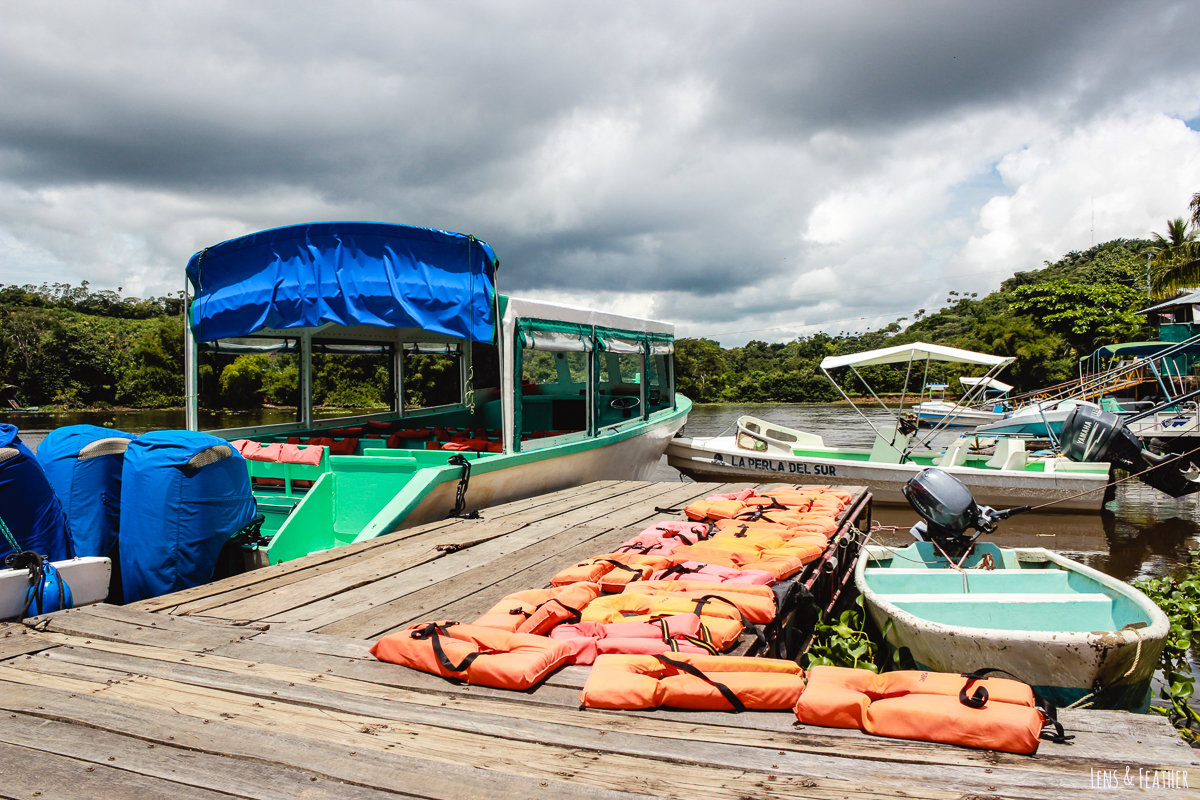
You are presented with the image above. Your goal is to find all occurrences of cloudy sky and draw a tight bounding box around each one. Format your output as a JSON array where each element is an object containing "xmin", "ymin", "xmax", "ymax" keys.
[{"xmin": 2, "ymin": 1, "xmax": 1199, "ymax": 346}]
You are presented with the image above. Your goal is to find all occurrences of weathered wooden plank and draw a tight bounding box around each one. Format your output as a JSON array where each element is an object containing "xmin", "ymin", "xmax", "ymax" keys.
[
  {"xmin": 186, "ymin": 481, "xmax": 673, "ymax": 623},
  {"xmin": 134, "ymin": 480, "xmax": 629, "ymax": 615},
  {"xmin": 0, "ymin": 712, "xmax": 409, "ymax": 800},
  {"xmin": 23, "ymin": 634, "xmax": 1192, "ymax": 776},
  {"xmin": 54, "ymin": 603, "xmax": 269, "ymax": 633},
  {"xmin": 321, "ymin": 523, "xmax": 618, "ymax": 638},
  {"xmin": 0, "ymin": 679, "xmax": 659, "ymax": 800},
  {"xmin": 259, "ymin": 481, "xmax": 710, "ymax": 631},
  {"xmin": 175, "ymin": 520, "xmax": 524, "ymax": 620},
  {"xmin": 24, "ymin": 607, "xmax": 256, "ymax": 652},
  {"xmin": 0, "ymin": 740, "xmax": 243, "ymax": 800},
  {"xmin": 0, "ymin": 622, "xmax": 58, "ymax": 661},
  {"xmin": 78, "ymin": 675, "xmax": 980, "ymax": 799}
]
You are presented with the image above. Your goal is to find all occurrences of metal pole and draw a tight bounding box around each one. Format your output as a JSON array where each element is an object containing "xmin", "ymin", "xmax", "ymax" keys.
[{"xmin": 183, "ymin": 284, "xmax": 199, "ymax": 431}]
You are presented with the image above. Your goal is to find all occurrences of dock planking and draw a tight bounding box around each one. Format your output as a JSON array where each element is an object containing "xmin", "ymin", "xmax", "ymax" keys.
[{"xmin": 3, "ymin": 480, "xmax": 1195, "ymax": 799}]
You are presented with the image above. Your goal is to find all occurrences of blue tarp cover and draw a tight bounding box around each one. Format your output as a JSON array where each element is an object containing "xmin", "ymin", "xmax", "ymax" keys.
[
  {"xmin": 119, "ymin": 431, "xmax": 257, "ymax": 604},
  {"xmin": 39, "ymin": 425, "xmax": 137, "ymax": 559},
  {"xmin": 0, "ymin": 424, "xmax": 71, "ymax": 562},
  {"xmin": 186, "ymin": 221, "xmax": 498, "ymax": 344}
]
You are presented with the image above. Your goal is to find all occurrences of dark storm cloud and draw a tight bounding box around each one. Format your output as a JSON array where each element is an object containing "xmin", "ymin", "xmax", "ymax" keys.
[
  {"xmin": 0, "ymin": 0, "xmax": 1198, "ymax": 341},
  {"xmin": 704, "ymin": 2, "xmax": 1164, "ymax": 134}
]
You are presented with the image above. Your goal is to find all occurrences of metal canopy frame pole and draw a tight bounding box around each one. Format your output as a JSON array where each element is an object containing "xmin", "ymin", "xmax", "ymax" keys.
[
  {"xmin": 299, "ymin": 331, "xmax": 313, "ymax": 430},
  {"xmin": 823, "ymin": 366, "xmax": 885, "ymax": 441},
  {"xmin": 914, "ymin": 361, "xmax": 1008, "ymax": 449},
  {"xmin": 897, "ymin": 351, "xmax": 916, "ymax": 415},
  {"xmin": 184, "ymin": 282, "xmax": 199, "ymax": 431},
  {"xmin": 850, "ymin": 365, "xmax": 897, "ymax": 424},
  {"xmin": 394, "ymin": 340, "xmax": 405, "ymax": 419}
]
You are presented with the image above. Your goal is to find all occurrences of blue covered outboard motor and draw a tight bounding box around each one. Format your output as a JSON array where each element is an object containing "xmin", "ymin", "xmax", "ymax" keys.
[
  {"xmin": 39, "ymin": 425, "xmax": 138, "ymax": 559},
  {"xmin": 119, "ymin": 431, "xmax": 257, "ymax": 604},
  {"xmin": 0, "ymin": 424, "xmax": 72, "ymax": 563}
]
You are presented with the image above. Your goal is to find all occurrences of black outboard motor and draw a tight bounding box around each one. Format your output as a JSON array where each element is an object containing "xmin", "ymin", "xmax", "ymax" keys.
[
  {"xmin": 902, "ymin": 468, "xmax": 1028, "ymax": 560},
  {"xmin": 1059, "ymin": 405, "xmax": 1200, "ymax": 498}
]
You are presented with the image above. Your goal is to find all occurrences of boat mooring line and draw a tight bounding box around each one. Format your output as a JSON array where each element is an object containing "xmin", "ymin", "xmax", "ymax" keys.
[
  {"xmin": 1063, "ymin": 626, "xmax": 1144, "ymax": 711},
  {"xmin": 1028, "ymin": 441, "xmax": 1200, "ymax": 512}
]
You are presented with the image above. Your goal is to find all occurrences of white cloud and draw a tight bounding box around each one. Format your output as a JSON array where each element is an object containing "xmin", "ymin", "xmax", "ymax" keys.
[{"xmin": 0, "ymin": 1, "xmax": 1199, "ymax": 348}]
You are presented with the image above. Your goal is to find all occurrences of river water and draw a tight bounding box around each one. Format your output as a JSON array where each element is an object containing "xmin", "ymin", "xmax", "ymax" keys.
[
  {"xmin": 9, "ymin": 402, "xmax": 1196, "ymax": 582},
  {"xmin": 666, "ymin": 404, "xmax": 1200, "ymax": 583},
  {"xmin": 5, "ymin": 402, "xmax": 1199, "ymax": 693}
]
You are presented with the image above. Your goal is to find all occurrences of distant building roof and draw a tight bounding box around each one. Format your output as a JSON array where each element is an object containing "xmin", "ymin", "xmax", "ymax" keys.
[{"xmin": 1139, "ymin": 289, "xmax": 1200, "ymax": 315}]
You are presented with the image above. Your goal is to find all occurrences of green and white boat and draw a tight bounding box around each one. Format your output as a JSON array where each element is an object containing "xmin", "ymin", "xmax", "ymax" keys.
[
  {"xmin": 667, "ymin": 343, "xmax": 1113, "ymax": 511},
  {"xmin": 183, "ymin": 222, "xmax": 688, "ymax": 565},
  {"xmin": 855, "ymin": 468, "xmax": 1168, "ymax": 712}
]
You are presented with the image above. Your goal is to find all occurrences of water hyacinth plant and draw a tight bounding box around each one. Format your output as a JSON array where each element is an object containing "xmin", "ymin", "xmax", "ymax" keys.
[{"xmin": 1135, "ymin": 553, "xmax": 1200, "ymax": 744}]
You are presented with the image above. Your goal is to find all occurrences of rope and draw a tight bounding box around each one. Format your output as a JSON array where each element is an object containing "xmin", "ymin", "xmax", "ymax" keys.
[
  {"xmin": 0, "ymin": 517, "xmax": 19, "ymax": 554},
  {"xmin": 1064, "ymin": 626, "xmax": 1144, "ymax": 710},
  {"xmin": 1027, "ymin": 442, "xmax": 1200, "ymax": 512}
]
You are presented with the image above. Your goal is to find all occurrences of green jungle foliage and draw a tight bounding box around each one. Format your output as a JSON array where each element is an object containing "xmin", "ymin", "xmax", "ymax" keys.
[
  {"xmin": 0, "ymin": 236, "xmax": 1164, "ymax": 409},
  {"xmin": 676, "ymin": 238, "xmax": 1157, "ymax": 403}
]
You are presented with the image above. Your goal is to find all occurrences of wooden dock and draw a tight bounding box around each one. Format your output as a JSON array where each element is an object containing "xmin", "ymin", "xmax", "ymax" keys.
[{"xmin": 0, "ymin": 480, "xmax": 1194, "ymax": 799}]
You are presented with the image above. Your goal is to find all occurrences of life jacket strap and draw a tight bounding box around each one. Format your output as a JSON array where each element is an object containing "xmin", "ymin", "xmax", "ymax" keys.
[
  {"xmin": 958, "ymin": 677, "xmax": 989, "ymax": 709},
  {"xmin": 411, "ymin": 622, "xmax": 481, "ymax": 674},
  {"xmin": 691, "ymin": 594, "xmax": 767, "ymax": 654},
  {"xmin": 960, "ymin": 668, "xmax": 1075, "ymax": 744},
  {"xmin": 652, "ymin": 653, "xmax": 747, "ymax": 713}
]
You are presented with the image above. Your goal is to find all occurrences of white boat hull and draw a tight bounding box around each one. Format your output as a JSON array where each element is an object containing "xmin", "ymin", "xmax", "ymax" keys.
[
  {"xmin": 393, "ymin": 413, "xmax": 688, "ymax": 530},
  {"xmin": 855, "ymin": 545, "xmax": 1168, "ymax": 711},
  {"xmin": 913, "ymin": 402, "xmax": 1005, "ymax": 428},
  {"xmin": 0, "ymin": 557, "xmax": 110, "ymax": 620},
  {"xmin": 666, "ymin": 436, "xmax": 1110, "ymax": 512}
]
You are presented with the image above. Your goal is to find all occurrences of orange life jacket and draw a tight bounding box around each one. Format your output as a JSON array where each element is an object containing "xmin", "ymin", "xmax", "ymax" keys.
[
  {"xmin": 620, "ymin": 580, "xmax": 778, "ymax": 624},
  {"xmin": 684, "ymin": 498, "xmax": 746, "ymax": 521},
  {"xmin": 370, "ymin": 621, "xmax": 572, "ymax": 690},
  {"xmin": 550, "ymin": 552, "xmax": 673, "ymax": 591},
  {"xmin": 473, "ymin": 582, "xmax": 603, "ymax": 634},
  {"xmin": 551, "ymin": 613, "xmax": 725, "ymax": 664},
  {"xmin": 794, "ymin": 666, "xmax": 1066, "ymax": 755},
  {"xmin": 580, "ymin": 652, "xmax": 805, "ymax": 711},
  {"xmin": 650, "ymin": 561, "xmax": 776, "ymax": 585},
  {"xmin": 668, "ymin": 541, "xmax": 811, "ymax": 578}
]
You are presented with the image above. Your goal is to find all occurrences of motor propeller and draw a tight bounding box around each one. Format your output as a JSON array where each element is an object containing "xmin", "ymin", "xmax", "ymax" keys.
[{"xmin": 1059, "ymin": 405, "xmax": 1200, "ymax": 498}]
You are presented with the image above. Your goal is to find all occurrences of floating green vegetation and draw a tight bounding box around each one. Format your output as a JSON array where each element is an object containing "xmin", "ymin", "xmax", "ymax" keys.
[
  {"xmin": 1135, "ymin": 552, "xmax": 1200, "ymax": 744},
  {"xmin": 802, "ymin": 595, "xmax": 881, "ymax": 672}
]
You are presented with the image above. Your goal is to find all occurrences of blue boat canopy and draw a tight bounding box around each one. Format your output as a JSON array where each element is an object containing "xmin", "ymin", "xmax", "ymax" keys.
[{"xmin": 186, "ymin": 222, "xmax": 498, "ymax": 344}]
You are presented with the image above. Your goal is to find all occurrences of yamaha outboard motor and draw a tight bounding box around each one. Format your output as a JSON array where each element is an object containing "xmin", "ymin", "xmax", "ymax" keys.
[
  {"xmin": 902, "ymin": 468, "xmax": 1028, "ymax": 560},
  {"xmin": 1059, "ymin": 405, "xmax": 1200, "ymax": 498}
]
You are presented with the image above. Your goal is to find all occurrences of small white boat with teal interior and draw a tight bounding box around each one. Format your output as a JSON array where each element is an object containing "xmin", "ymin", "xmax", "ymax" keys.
[
  {"xmin": 667, "ymin": 343, "xmax": 1113, "ymax": 511},
  {"xmin": 912, "ymin": 376, "xmax": 1012, "ymax": 428},
  {"xmin": 856, "ymin": 468, "xmax": 1168, "ymax": 711}
]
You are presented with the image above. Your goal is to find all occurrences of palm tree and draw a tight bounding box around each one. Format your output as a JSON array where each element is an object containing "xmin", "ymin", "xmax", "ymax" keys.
[{"xmin": 1148, "ymin": 212, "xmax": 1200, "ymax": 297}]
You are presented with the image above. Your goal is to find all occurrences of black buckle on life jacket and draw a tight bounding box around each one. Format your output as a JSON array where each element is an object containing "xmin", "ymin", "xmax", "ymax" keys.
[
  {"xmin": 691, "ymin": 594, "xmax": 767, "ymax": 655},
  {"xmin": 960, "ymin": 668, "xmax": 1075, "ymax": 745},
  {"xmin": 958, "ymin": 676, "xmax": 989, "ymax": 709}
]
